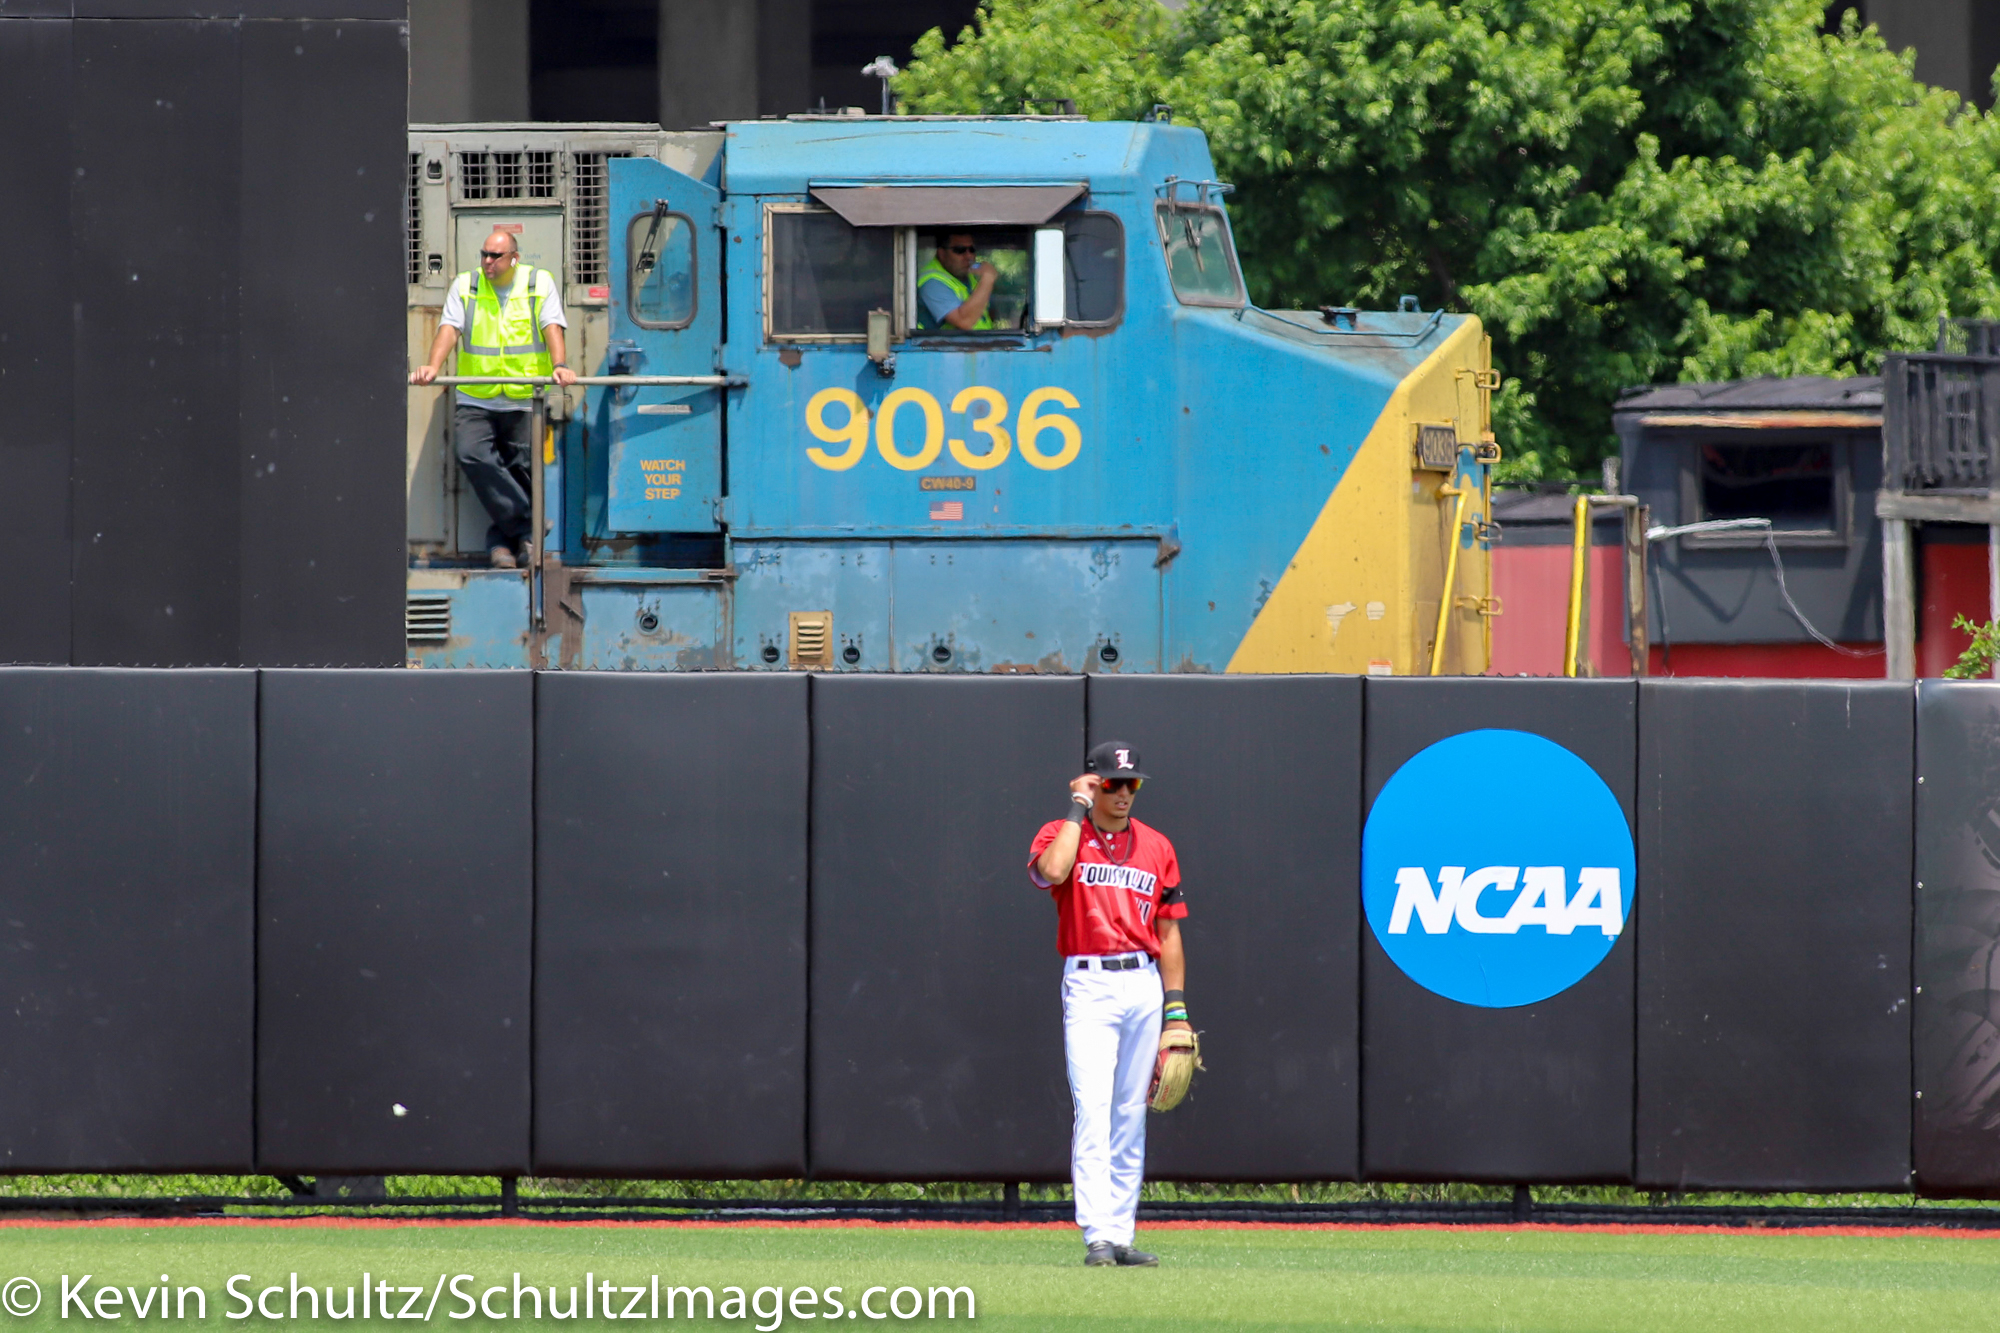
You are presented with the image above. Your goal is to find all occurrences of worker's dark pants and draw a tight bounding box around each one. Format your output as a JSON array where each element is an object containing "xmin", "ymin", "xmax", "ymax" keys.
[{"xmin": 453, "ymin": 403, "xmax": 533, "ymax": 554}]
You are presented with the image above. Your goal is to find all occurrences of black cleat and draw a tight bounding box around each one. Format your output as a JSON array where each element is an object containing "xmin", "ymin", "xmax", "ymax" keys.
[
  {"xmin": 1113, "ymin": 1245, "xmax": 1159, "ymax": 1267},
  {"xmin": 1084, "ymin": 1242, "xmax": 1117, "ymax": 1266}
]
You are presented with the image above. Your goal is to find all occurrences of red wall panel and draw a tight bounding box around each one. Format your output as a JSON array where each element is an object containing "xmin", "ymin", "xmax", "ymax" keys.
[
  {"xmin": 1490, "ymin": 544, "xmax": 1628, "ymax": 677},
  {"xmin": 1918, "ymin": 542, "xmax": 1990, "ymax": 679}
]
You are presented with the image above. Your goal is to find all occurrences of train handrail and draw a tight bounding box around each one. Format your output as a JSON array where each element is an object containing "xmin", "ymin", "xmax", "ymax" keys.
[{"xmin": 414, "ymin": 375, "xmax": 745, "ymax": 386}]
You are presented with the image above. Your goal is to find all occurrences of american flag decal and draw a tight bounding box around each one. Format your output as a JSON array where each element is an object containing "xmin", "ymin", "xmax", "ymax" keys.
[{"xmin": 929, "ymin": 500, "xmax": 964, "ymax": 521}]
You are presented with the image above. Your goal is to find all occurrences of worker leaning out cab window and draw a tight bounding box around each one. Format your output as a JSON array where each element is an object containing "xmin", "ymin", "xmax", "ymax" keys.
[
  {"xmin": 410, "ymin": 229, "xmax": 579, "ymax": 569},
  {"xmin": 917, "ymin": 231, "xmax": 999, "ymax": 332}
]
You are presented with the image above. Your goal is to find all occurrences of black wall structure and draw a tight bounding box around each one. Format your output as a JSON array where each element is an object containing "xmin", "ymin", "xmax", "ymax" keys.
[
  {"xmin": 534, "ymin": 672, "xmax": 809, "ymax": 1177},
  {"xmin": 1915, "ymin": 682, "xmax": 2000, "ymax": 1192},
  {"xmin": 1087, "ymin": 674, "xmax": 1363, "ymax": 1181},
  {"xmin": 0, "ymin": 668, "xmax": 1986, "ymax": 1188},
  {"xmin": 1638, "ymin": 681, "xmax": 1913, "ymax": 1190},
  {"xmin": 257, "ymin": 670, "xmax": 532, "ymax": 1174},
  {"xmin": 808, "ymin": 674, "xmax": 1081, "ymax": 1180},
  {"xmin": 0, "ymin": 4, "xmax": 407, "ymax": 669},
  {"xmin": 0, "ymin": 669, "xmax": 256, "ymax": 1171},
  {"xmin": 1361, "ymin": 677, "xmax": 1638, "ymax": 1183}
]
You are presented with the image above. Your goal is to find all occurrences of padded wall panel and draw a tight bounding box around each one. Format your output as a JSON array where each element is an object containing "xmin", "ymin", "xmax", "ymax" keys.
[
  {"xmin": 0, "ymin": 19, "xmax": 74, "ymax": 662},
  {"xmin": 810, "ymin": 674, "xmax": 1082, "ymax": 1179},
  {"xmin": 1087, "ymin": 674, "xmax": 1361, "ymax": 1180},
  {"xmin": 0, "ymin": 669, "xmax": 255, "ymax": 1169},
  {"xmin": 258, "ymin": 670, "xmax": 532, "ymax": 1173},
  {"xmin": 1361, "ymin": 678, "xmax": 1636, "ymax": 1182},
  {"xmin": 1915, "ymin": 682, "xmax": 2000, "ymax": 1192},
  {"xmin": 1638, "ymin": 681, "xmax": 1912, "ymax": 1190},
  {"xmin": 237, "ymin": 19, "xmax": 406, "ymax": 666},
  {"xmin": 535, "ymin": 673, "xmax": 808, "ymax": 1176},
  {"xmin": 70, "ymin": 19, "xmax": 241, "ymax": 665}
]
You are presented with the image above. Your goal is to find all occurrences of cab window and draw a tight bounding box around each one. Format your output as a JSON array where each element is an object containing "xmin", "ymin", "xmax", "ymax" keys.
[
  {"xmin": 914, "ymin": 229, "xmax": 1031, "ymax": 331},
  {"xmin": 1063, "ymin": 212, "xmax": 1125, "ymax": 326},
  {"xmin": 1156, "ymin": 202, "xmax": 1244, "ymax": 307},
  {"xmin": 768, "ymin": 207, "xmax": 894, "ymax": 339},
  {"xmin": 626, "ymin": 208, "xmax": 696, "ymax": 329}
]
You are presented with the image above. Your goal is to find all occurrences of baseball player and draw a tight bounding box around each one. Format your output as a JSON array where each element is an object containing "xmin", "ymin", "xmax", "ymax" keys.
[{"xmin": 1029, "ymin": 740, "xmax": 1192, "ymax": 1267}]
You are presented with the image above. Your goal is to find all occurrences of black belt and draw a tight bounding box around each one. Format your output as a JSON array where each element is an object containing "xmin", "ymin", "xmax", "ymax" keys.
[{"xmin": 1074, "ymin": 954, "xmax": 1150, "ymax": 971}]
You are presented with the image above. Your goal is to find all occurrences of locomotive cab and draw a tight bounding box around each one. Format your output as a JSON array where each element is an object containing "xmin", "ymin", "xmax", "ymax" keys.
[{"xmin": 406, "ymin": 116, "xmax": 1497, "ymax": 676}]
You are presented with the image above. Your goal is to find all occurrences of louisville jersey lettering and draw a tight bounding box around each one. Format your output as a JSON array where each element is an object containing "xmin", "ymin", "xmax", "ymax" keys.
[{"xmin": 1028, "ymin": 817, "xmax": 1187, "ymax": 957}]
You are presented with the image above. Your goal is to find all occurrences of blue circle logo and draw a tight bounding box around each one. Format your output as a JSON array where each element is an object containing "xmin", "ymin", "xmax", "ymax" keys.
[{"xmin": 1362, "ymin": 729, "xmax": 1633, "ymax": 1008}]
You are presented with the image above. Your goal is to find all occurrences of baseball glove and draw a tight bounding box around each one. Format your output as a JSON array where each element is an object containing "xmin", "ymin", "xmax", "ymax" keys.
[{"xmin": 1148, "ymin": 1027, "xmax": 1204, "ymax": 1113}]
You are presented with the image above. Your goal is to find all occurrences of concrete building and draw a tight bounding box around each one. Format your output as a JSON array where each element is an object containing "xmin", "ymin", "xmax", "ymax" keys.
[
  {"xmin": 410, "ymin": 0, "xmax": 979, "ymax": 126},
  {"xmin": 410, "ymin": 3, "xmax": 2000, "ymax": 128},
  {"xmin": 1826, "ymin": 0, "xmax": 2000, "ymax": 108}
]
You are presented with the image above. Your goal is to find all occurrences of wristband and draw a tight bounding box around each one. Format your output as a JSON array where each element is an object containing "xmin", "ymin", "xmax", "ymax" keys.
[
  {"xmin": 1064, "ymin": 801, "xmax": 1087, "ymax": 825},
  {"xmin": 1163, "ymin": 989, "xmax": 1185, "ymax": 1006}
]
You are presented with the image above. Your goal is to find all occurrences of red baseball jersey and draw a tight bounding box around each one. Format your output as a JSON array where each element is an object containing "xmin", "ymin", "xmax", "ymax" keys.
[{"xmin": 1027, "ymin": 816, "xmax": 1187, "ymax": 957}]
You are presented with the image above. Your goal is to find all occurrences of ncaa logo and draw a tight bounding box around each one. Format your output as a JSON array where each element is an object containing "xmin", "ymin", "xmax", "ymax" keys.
[{"xmin": 1362, "ymin": 729, "xmax": 1633, "ymax": 1008}]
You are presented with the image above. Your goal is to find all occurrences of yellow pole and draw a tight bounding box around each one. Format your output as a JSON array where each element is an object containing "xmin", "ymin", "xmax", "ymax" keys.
[
  {"xmin": 1429, "ymin": 479, "xmax": 1472, "ymax": 677},
  {"xmin": 1563, "ymin": 495, "xmax": 1587, "ymax": 677}
]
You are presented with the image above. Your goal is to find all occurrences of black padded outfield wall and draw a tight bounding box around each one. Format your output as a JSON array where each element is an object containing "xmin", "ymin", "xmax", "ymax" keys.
[
  {"xmin": 1087, "ymin": 674, "xmax": 1362, "ymax": 1182},
  {"xmin": 257, "ymin": 670, "xmax": 532, "ymax": 1175},
  {"xmin": 809, "ymin": 674, "xmax": 1082, "ymax": 1180},
  {"xmin": 1915, "ymin": 682, "xmax": 2000, "ymax": 1192},
  {"xmin": 534, "ymin": 673, "xmax": 809, "ymax": 1177},
  {"xmin": 1361, "ymin": 678, "xmax": 1638, "ymax": 1183},
  {"xmin": 0, "ymin": 17, "xmax": 75, "ymax": 664},
  {"xmin": 0, "ymin": 6, "xmax": 406, "ymax": 668},
  {"xmin": 1637, "ymin": 682, "xmax": 1912, "ymax": 1191},
  {"xmin": 0, "ymin": 668, "xmax": 1980, "ymax": 1186},
  {"xmin": 0, "ymin": 670, "xmax": 256, "ymax": 1171}
]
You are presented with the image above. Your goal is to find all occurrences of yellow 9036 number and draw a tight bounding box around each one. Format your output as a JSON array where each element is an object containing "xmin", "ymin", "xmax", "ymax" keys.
[{"xmin": 805, "ymin": 386, "xmax": 1082, "ymax": 473}]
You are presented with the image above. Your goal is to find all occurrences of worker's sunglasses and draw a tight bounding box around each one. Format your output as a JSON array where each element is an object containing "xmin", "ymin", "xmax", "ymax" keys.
[
  {"xmin": 479, "ymin": 250, "xmax": 512, "ymax": 261},
  {"xmin": 946, "ymin": 244, "xmax": 977, "ymax": 255},
  {"xmin": 1100, "ymin": 778, "xmax": 1142, "ymax": 793}
]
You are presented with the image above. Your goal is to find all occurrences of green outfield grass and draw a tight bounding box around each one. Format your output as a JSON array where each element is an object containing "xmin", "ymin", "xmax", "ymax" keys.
[{"xmin": 0, "ymin": 1221, "xmax": 1998, "ymax": 1330}]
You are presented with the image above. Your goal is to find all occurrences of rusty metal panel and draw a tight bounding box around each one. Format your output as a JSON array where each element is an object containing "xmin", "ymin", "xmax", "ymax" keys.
[{"xmin": 809, "ymin": 184, "xmax": 1084, "ymax": 227}]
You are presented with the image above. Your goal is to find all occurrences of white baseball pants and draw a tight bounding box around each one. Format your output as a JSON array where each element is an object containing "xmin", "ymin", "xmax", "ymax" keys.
[{"xmin": 1061, "ymin": 955, "xmax": 1162, "ymax": 1247}]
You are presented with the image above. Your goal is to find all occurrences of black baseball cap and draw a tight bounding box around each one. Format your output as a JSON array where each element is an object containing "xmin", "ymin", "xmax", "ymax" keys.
[{"xmin": 1084, "ymin": 740, "xmax": 1149, "ymax": 781}]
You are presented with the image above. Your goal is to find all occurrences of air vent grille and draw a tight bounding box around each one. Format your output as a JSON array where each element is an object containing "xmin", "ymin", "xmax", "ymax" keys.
[
  {"xmin": 789, "ymin": 611, "xmax": 833, "ymax": 669},
  {"xmin": 458, "ymin": 150, "xmax": 558, "ymax": 201},
  {"xmin": 406, "ymin": 153, "xmax": 423, "ymax": 285},
  {"xmin": 406, "ymin": 595, "xmax": 451, "ymax": 646},
  {"xmin": 569, "ymin": 151, "xmax": 629, "ymax": 287}
]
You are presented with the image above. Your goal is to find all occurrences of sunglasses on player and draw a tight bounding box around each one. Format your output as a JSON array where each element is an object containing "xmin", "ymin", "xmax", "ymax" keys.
[{"xmin": 1100, "ymin": 778, "xmax": 1142, "ymax": 793}]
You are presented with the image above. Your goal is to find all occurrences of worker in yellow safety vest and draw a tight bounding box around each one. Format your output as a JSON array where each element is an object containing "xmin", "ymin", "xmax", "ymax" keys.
[
  {"xmin": 917, "ymin": 231, "xmax": 999, "ymax": 331},
  {"xmin": 411, "ymin": 229, "xmax": 578, "ymax": 568}
]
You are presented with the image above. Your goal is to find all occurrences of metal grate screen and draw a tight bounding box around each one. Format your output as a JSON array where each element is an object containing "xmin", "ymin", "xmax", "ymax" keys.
[
  {"xmin": 458, "ymin": 150, "xmax": 559, "ymax": 201},
  {"xmin": 568, "ymin": 151, "xmax": 630, "ymax": 287},
  {"xmin": 405, "ymin": 595, "xmax": 451, "ymax": 646},
  {"xmin": 407, "ymin": 153, "xmax": 423, "ymax": 285}
]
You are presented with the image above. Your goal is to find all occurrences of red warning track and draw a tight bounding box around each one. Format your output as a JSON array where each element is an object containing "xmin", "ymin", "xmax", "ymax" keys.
[{"xmin": 1, "ymin": 1216, "xmax": 1998, "ymax": 1240}]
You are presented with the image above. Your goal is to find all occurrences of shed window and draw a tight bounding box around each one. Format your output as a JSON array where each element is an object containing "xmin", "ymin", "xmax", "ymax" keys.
[
  {"xmin": 769, "ymin": 209, "xmax": 894, "ymax": 338},
  {"xmin": 1156, "ymin": 202, "xmax": 1243, "ymax": 307},
  {"xmin": 1690, "ymin": 441, "xmax": 1846, "ymax": 545},
  {"xmin": 626, "ymin": 208, "xmax": 695, "ymax": 329}
]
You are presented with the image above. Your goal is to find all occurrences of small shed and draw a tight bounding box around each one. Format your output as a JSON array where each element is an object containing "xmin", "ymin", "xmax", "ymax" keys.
[{"xmin": 1615, "ymin": 376, "xmax": 1889, "ymax": 675}]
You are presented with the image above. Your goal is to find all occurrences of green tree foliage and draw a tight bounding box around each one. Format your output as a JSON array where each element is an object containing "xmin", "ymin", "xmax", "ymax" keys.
[{"xmin": 898, "ymin": 0, "xmax": 2000, "ymax": 478}]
